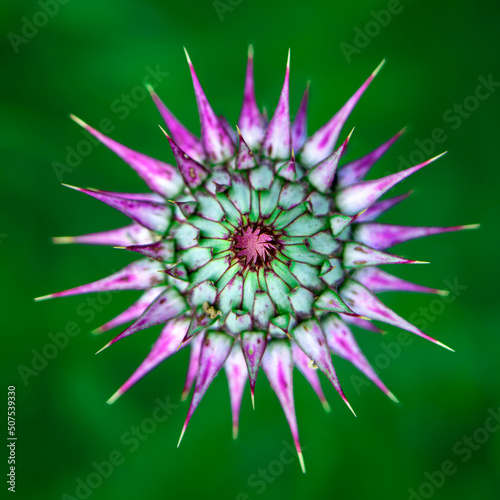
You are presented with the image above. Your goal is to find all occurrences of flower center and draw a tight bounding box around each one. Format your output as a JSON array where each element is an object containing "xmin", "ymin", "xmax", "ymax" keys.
[{"xmin": 231, "ymin": 223, "xmax": 280, "ymax": 269}]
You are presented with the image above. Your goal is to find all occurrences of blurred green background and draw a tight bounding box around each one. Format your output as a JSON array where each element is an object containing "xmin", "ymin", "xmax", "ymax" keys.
[{"xmin": 2, "ymin": 0, "xmax": 499, "ymax": 499}]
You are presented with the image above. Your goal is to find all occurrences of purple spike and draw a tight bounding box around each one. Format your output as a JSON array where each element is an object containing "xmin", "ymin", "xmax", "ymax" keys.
[
  {"xmin": 356, "ymin": 191, "xmax": 412, "ymax": 223},
  {"xmin": 307, "ymin": 130, "xmax": 353, "ymax": 193},
  {"xmin": 62, "ymin": 185, "xmax": 171, "ymax": 233},
  {"xmin": 94, "ymin": 287, "xmax": 166, "ymax": 334},
  {"xmin": 235, "ymin": 128, "xmax": 258, "ymax": 170},
  {"xmin": 276, "ymin": 152, "xmax": 302, "ymax": 182},
  {"xmin": 70, "ymin": 115, "xmax": 183, "ymax": 198},
  {"xmin": 336, "ymin": 153, "xmax": 445, "ymax": 215},
  {"xmin": 53, "ymin": 223, "xmax": 154, "ymax": 246},
  {"xmin": 147, "ymin": 85, "xmax": 206, "ymax": 163},
  {"xmin": 35, "ymin": 258, "xmax": 165, "ymax": 301},
  {"xmin": 260, "ymin": 51, "xmax": 291, "ymax": 160},
  {"xmin": 184, "ymin": 49, "xmax": 235, "ymax": 163},
  {"xmin": 162, "ymin": 129, "xmax": 209, "ymax": 188},
  {"xmin": 291, "ymin": 83, "xmax": 309, "ymax": 151},
  {"xmin": 238, "ymin": 45, "xmax": 265, "ymax": 150},
  {"xmin": 218, "ymin": 115, "xmax": 238, "ymax": 144},
  {"xmin": 339, "ymin": 313, "xmax": 385, "ymax": 334},
  {"xmin": 178, "ymin": 332, "xmax": 234, "ymax": 446},
  {"xmin": 340, "ymin": 280, "xmax": 453, "ymax": 350},
  {"xmin": 322, "ymin": 315, "xmax": 397, "ymax": 402},
  {"xmin": 300, "ymin": 60, "xmax": 385, "ymax": 166},
  {"xmin": 240, "ymin": 332, "xmax": 267, "ymax": 408},
  {"xmin": 107, "ymin": 319, "xmax": 189, "ymax": 404},
  {"xmin": 343, "ymin": 241, "xmax": 428, "ymax": 268},
  {"xmin": 101, "ymin": 191, "xmax": 165, "ymax": 202},
  {"xmin": 181, "ymin": 334, "xmax": 204, "ymax": 401},
  {"xmin": 354, "ymin": 223, "xmax": 479, "ymax": 250},
  {"xmin": 118, "ymin": 239, "xmax": 175, "ymax": 262},
  {"xmin": 98, "ymin": 288, "xmax": 187, "ymax": 352},
  {"xmin": 292, "ymin": 319, "xmax": 355, "ymax": 416},
  {"xmin": 225, "ymin": 343, "xmax": 248, "ymax": 439},
  {"xmin": 352, "ymin": 267, "xmax": 448, "ymax": 295},
  {"xmin": 336, "ymin": 128, "xmax": 405, "ymax": 188},
  {"xmin": 291, "ymin": 341, "xmax": 330, "ymax": 412},
  {"xmin": 261, "ymin": 340, "xmax": 305, "ymax": 473}
]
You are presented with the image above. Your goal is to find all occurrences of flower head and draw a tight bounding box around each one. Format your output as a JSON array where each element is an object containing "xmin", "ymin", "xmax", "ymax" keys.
[{"xmin": 37, "ymin": 47, "xmax": 478, "ymax": 472}]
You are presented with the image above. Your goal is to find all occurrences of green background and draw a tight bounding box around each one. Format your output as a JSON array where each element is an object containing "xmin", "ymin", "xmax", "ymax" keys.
[{"xmin": 2, "ymin": 0, "xmax": 499, "ymax": 499}]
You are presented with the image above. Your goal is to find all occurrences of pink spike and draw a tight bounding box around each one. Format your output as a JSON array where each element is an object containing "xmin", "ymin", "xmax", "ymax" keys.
[
  {"xmin": 336, "ymin": 152, "xmax": 446, "ymax": 215},
  {"xmin": 354, "ymin": 223, "xmax": 479, "ymax": 250},
  {"xmin": 99, "ymin": 288, "xmax": 187, "ymax": 352},
  {"xmin": 62, "ymin": 184, "xmax": 171, "ymax": 233},
  {"xmin": 238, "ymin": 45, "xmax": 265, "ymax": 150},
  {"xmin": 276, "ymin": 153, "xmax": 301, "ymax": 182},
  {"xmin": 218, "ymin": 115, "xmax": 238, "ymax": 144},
  {"xmin": 70, "ymin": 115, "xmax": 183, "ymax": 198},
  {"xmin": 178, "ymin": 332, "xmax": 234, "ymax": 447},
  {"xmin": 337, "ymin": 128, "xmax": 405, "ymax": 188},
  {"xmin": 260, "ymin": 51, "xmax": 291, "ymax": 160},
  {"xmin": 340, "ymin": 280, "xmax": 454, "ymax": 351},
  {"xmin": 235, "ymin": 127, "xmax": 258, "ymax": 170},
  {"xmin": 53, "ymin": 223, "xmax": 154, "ymax": 246},
  {"xmin": 240, "ymin": 332, "xmax": 267, "ymax": 408},
  {"xmin": 147, "ymin": 85, "xmax": 206, "ymax": 163},
  {"xmin": 107, "ymin": 319, "xmax": 189, "ymax": 404},
  {"xmin": 356, "ymin": 191, "xmax": 412, "ymax": 223},
  {"xmin": 261, "ymin": 340, "xmax": 305, "ymax": 473},
  {"xmin": 291, "ymin": 83, "xmax": 309, "ymax": 151},
  {"xmin": 224, "ymin": 343, "xmax": 248, "ymax": 439},
  {"xmin": 118, "ymin": 239, "xmax": 175, "ymax": 262},
  {"xmin": 322, "ymin": 315, "xmax": 398, "ymax": 402},
  {"xmin": 292, "ymin": 320, "xmax": 355, "ymax": 416},
  {"xmin": 343, "ymin": 241, "xmax": 428, "ymax": 268},
  {"xmin": 300, "ymin": 60, "xmax": 385, "ymax": 166},
  {"xmin": 184, "ymin": 49, "xmax": 235, "ymax": 163},
  {"xmin": 339, "ymin": 313, "xmax": 385, "ymax": 334},
  {"xmin": 101, "ymin": 191, "xmax": 165, "ymax": 202},
  {"xmin": 35, "ymin": 259, "xmax": 165, "ymax": 301},
  {"xmin": 181, "ymin": 334, "xmax": 204, "ymax": 401},
  {"xmin": 307, "ymin": 129, "xmax": 353, "ymax": 193},
  {"xmin": 352, "ymin": 267, "xmax": 448, "ymax": 296},
  {"xmin": 94, "ymin": 287, "xmax": 166, "ymax": 334},
  {"xmin": 291, "ymin": 341, "xmax": 330, "ymax": 412},
  {"xmin": 162, "ymin": 129, "xmax": 209, "ymax": 188}
]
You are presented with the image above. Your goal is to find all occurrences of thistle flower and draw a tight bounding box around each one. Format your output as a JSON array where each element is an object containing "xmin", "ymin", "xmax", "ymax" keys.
[{"xmin": 37, "ymin": 47, "xmax": 478, "ymax": 472}]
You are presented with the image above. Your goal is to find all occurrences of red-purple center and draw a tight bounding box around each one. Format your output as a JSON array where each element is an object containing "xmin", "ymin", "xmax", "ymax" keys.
[{"xmin": 232, "ymin": 224, "xmax": 279, "ymax": 268}]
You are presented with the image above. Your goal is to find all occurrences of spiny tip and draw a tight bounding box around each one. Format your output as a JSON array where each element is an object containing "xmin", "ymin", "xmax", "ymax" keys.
[
  {"xmin": 413, "ymin": 260, "xmax": 430, "ymax": 264},
  {"xmin": 462, "ymin": 223, "xmax": 480, "ymax": 230},
  {"xmin": 434, "ymin": 339, "xmax": 455, "ymax": 352},
  {"xmin": 52, "ymin": 236, "xmax": 74, "ymax": 244},
  {"xmin": 91, "ymin": 327, "xmax": 104, "ymax": 335},
  {"xmin": 232, "ymin": 425, "xmax": 239, "ymax": 440},
  {"xmin": 343, "ymin": 396, "xmax": 357, "ymax": 417},
  {"xmin": 251, "ymin": 390, "xmax": 255, "ymax": 410},
  {"xmin": 286, "ymin": 48, "xmax": 290, "ymax": 68},
  {"xmin": 183, "ymin": 47, "xmax": 192, "ymax": 67},
  {"xmin": 177, "ymin": 423, "xmax": 187, "ymax": 448},
  {"xmin": 248, "ymin": 44, "xmax": 254, "ymax": 58},
  {"xmin": 146, "ymin": 82, "xmax": 156, "ymax": 95},
  {"xmin": 158, "ymin": 124, "xmax": 170, "ymax": 138},
  {"xmin": 427, "ymin": 151, "xmax": 447, "ymax": 163},
  {"xmin": 106, "ymin": 389, "xmax": 123, "ymax": 405},
  {"xmin": 387, "ymin": 390, "xmax": 400, "ymax": 404},
  {"xmin": 180, "ymin": 389, "xmax": 189, "ymax": 402},
  {"xmin": 69, "ymin": 114, "xmax": 88, "ymax": 128},
  {"xmin": 113, "ymin": 246, "xmax": 127, "ymax": 250},
  {"xmin": 436, "ymin": 289, "xmax": 450, "ymax": 296},
  {"xmin": 298, "ymin": 449, "xmax": 306, "ymax": 474},
  {"xmin": 95, "ymin": 341, "xmax": 112, "ymax": 355},
  {"xmin": 34, "ymin": 293, "xmax": 54, "ymax": 302},
  {"xmin": 61, "ymin": 183, "xmax": 81, "ymax": 192},
  {"xmin": 346, "ymin": 127, "xmax": 355, "ymax": 141},
  {"xmin": 372, "ymin": 59, "xmax": 386, "ymax": 77},
  {"xmin": 321, "ymin": 399, "xmax": 331, "ymax": 413}
]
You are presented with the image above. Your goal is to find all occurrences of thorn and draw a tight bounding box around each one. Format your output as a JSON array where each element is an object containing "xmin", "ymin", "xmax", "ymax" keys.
[
  {"xmin": 180, "ymin": 390, "xmax": 189, "ymax": 402},
  {"xmin": 298, "ymin": 450, "xmax": 306, "ymax": 474},
  {"xmin": 106, "ymin": 389, "xmax": 123, "ymax": 405},
  {"xmin": 346, "ymin": 127, "xmax": 355, "ymax": 141},
  {"xmin": 232, "ymin": 425, "xmax": 239, "ymax": 440},
  {"xmin": 342, "ymin": 395, "xmax": 357, "ymax": 417},
  {"xmin": 251, "ymin": 390, "xmax": 255, "ymax": 410},
  {"xmin": 95, "ymin": 341, "xmax": 112, "ymax": 355},
  {"xmin": 248, "ymin": 44, "xmax": 254, "ymax": 59},
  {"xmin": 429, "ymin": 151, "xmax": 447, "ymax": 162},
  {"xmin": 434, "ymin": 340, "xmax": 455, "ymax": 352},
  {"xmin": 372, "ymin": 59, "xmax": 386, "ymax": 78},
  {"xmin": 177, "ymin": 422, "xmax": 187, "ymax": 448},
  {"xmin": 413, "ymin": 261, "xmax": 430, "ymax": 264},
  {"xmin": 34, "ymin": 293, "xmax": 53, "ymax": 302},
  {"xmin": 436, "ymin": 289, "xmax": 450, "ymax": 296},
  {"xmin": 286, "ymin": 48, "xmax": 290, "ymax": 68},
  {"xmin": 387, "ymin": 390, "xmax": 399, "ymax": 404},
  {"xmin": 462, "ymin": 224, "xmax": 480, "ymax": 230},
  {"xmin": 52, "ymin": 236, "xmax": 74, "ymax": 244},
  {"xmin": 61, "ymin": 183, "xmax": 81, "ymax": 192},
  {"xmin": 183, "ymin": 47, "xmax": 192, "ymax": 67},
  {"xmin": 321, "ymin": 399, "xmax": 331, "ymax": 413},
  {"xmin": 69, "ymin": 114, "xmax": 87, "ymax": 128},
  {"xmin": 158, "ymin": 124, "xmax": 170, "ymax": 138},
  {"xmin": 113, "ymin": 246, "xmax": 127, "ymax": 250}
]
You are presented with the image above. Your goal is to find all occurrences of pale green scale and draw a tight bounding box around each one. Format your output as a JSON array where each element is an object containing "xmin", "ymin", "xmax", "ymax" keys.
[
  {"xmin": 227, "ymin": 175, "xmax": 251, "ymax": 214},
  {"xmin": 189, "ymin": 258, "xmax": 230, "ymax": 287},
  {"xmin": 320, "ymin": 258, "xmax": 344, "ymax": 288},
  {"xmin": 282, "ymin": 244, "xmax": 325, "ymax": 265},
  {"xmin": 315, "ymin": 289, "xmax": 352, "ymax": 314},
  {"xmin": 264, "ymin": 271, "xmax": 293, "ymax": 314},
  {"xmin": 179, "ymin": 246, "xmax": 212, "ymax": 271},
  {"xmin": 278, "ymin": 182, "xmax": 309, "ymax": 209},
  {"xmin": 259, "ymin": 178, "xmax": 283, "ymax": 218},
  {"xmin": 330, "ymin": 214, "xmax": 355, "ymax": 237},
  {"xmin": 242, "ymin": 271, "xmax": 258, "ymax": 311},
  {"xmin": 271, "ymin": 260, "xmax": 300, "ymax": 288},
  {"xmin": 195, "ymin": 192, "xmax": 225, "ymax": 221},
  {"xmin": 170, "ymin": 223, "xmax": 199, "ymax": 249},
  {"xmin": 273, "ymin": 204, "xmax": 306, "ymax": 229},
  {"xmin": 289, "ymin": 262, "xmax": 323, "ymax": 291},
  {"xmin": 189, "ymin": 280, "xmax": 218, "ymax": 306},
  {"xmin": 198, "ymin": 238, "xmax": 231, "ymax": 253},
  {"xmin": 216, "ymin": 262, "xmax": 240, "ymax": 291},
  {"xmin": 289, "ymin": 287, "xmax": 315, "ymax": 317},
  {"xmin": 216, "ymin": 192, "xmax": 241, "ymax": 225},
  {"xmin": 285, "ymin": 213, "xmax": 328, "ymax": 236},
  {"xmin": 252, "ymin": 291, "xmax": 275, "ymax": 329},
  {"xmin": 307, "ymin": 192, "xmax": 332, "ymax": 216},
  {"xmin": 189, "ymin": 216, "xmax": 230, "ymax": 239},
  {"xmin": 249, "ymin": 189, "xmax": 260, "ymax": 222},
  {"xmin": 249, "ymin": 164, "xmax": 274, "ymax": 190},
  {"xmin": 225, "ymin": 310, "xmax": 252, "ymax": 334},
  {"xmin": 306, "ymin": 231, "xmax": 342, "ymax": 255},
  {"xmin": 217, "ymin": 274, "xmax": 243, "ymax": 314}
]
